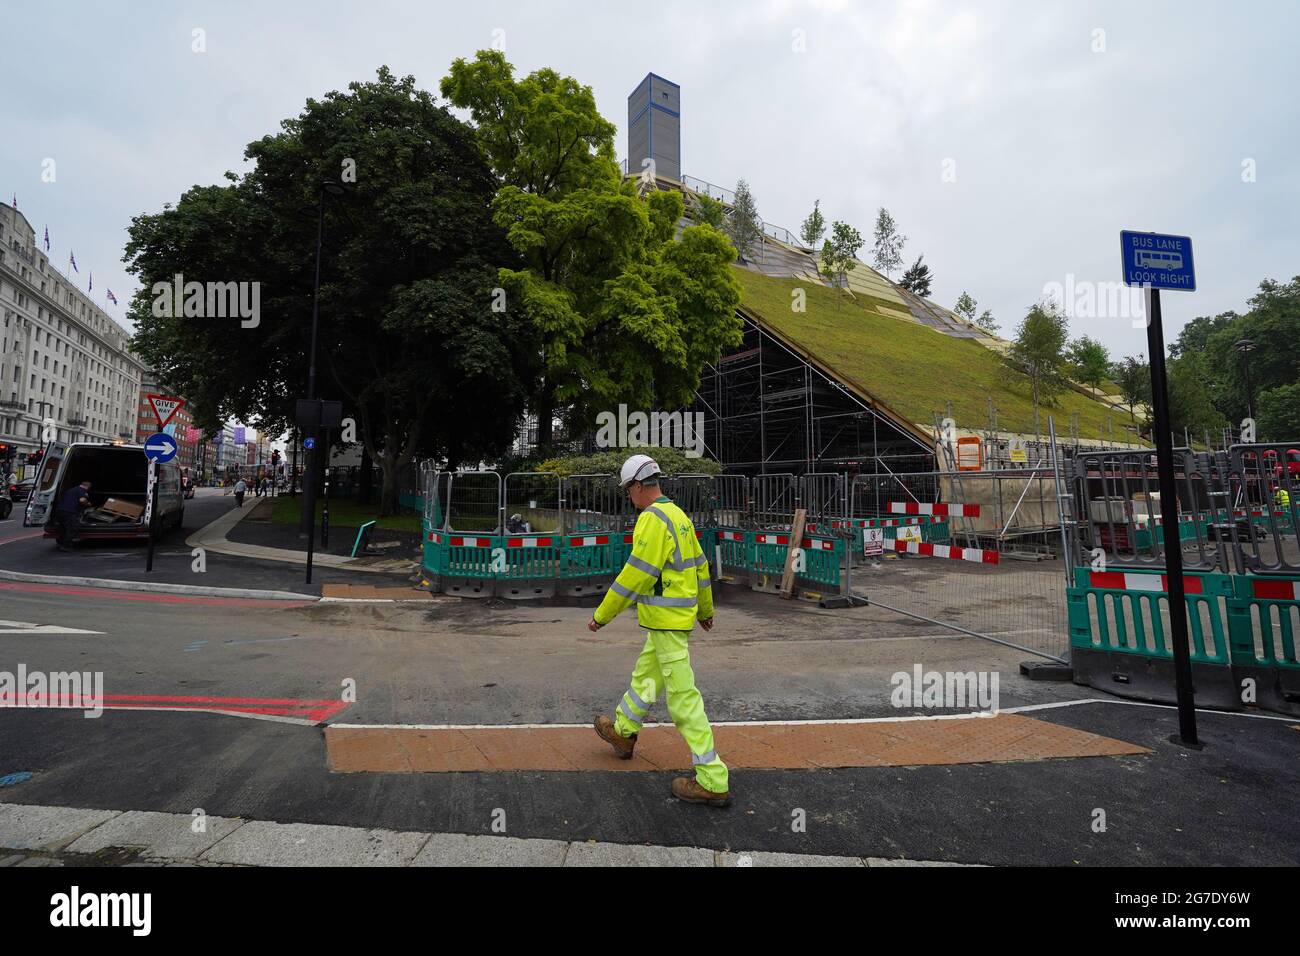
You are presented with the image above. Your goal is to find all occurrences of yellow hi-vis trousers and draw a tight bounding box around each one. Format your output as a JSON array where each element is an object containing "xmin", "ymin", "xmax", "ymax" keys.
[{"xmin": 613, "ymin": 629, "xmax": 728, "ymax": 793}]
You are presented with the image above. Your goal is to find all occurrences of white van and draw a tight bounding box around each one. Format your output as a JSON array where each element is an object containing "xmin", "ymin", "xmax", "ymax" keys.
[{"xmin": 24, "ymin": 442, "xmax": 185, "ymax": 542}]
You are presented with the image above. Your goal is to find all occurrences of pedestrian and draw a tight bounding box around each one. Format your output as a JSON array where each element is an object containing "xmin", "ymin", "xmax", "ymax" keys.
[
  {"xmin": 588, "ymin": 454, "xmax": 730, "ymax": 807},
  {"xmin": 52, "ymin": 480, "xmax": 92, "ymax": 552},
  {"xmin": 234, "ymin": 477, "xmax": 246, "ymax": 507}
]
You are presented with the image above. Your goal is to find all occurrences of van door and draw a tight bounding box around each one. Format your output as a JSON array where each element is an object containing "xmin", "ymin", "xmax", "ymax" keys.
[{"xmin": 23, "ymin": 442, "xmax": 70, "ymax": 527}]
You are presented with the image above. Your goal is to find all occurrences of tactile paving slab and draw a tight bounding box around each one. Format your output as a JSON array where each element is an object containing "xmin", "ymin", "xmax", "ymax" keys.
[{"xmin": 325, "ymin": 714, "xmax": 1148, "ymax": 773}]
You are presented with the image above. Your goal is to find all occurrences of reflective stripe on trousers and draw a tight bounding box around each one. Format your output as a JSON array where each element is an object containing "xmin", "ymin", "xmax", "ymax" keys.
[{"xmin": 612, "ymin": 629, "xmax": 728, "ymax": 793}]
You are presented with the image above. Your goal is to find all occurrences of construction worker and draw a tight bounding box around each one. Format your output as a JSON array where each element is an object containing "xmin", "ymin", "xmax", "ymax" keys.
[
  {"xmin": 589, "ymin": 454, "xmax": 730, "ymax": 807},
  {"xmin": 1275, "ymin": 482, "xmax": 1291, "ymax": 511}
]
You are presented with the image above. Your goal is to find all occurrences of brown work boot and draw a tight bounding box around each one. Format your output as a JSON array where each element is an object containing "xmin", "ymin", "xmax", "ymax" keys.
[
  {"xmin": 594, "ymin": 715, "xmax": 636, "ymax": 759},
  {"xmin": 671, "ymin": 776, "xmax": 731, "ymax": 808}
]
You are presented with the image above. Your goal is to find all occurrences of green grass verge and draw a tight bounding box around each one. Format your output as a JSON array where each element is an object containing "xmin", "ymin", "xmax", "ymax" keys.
[
  {"xmin": 733, "ymin": 267, "xmax": 1138, "ymax": 439},
  {"xmin": 267, "ymin": 494, "xmax": 422, "ymax": 533}
]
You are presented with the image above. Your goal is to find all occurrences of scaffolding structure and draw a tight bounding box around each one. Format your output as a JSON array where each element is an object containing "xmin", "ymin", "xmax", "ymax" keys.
[{"xmin": 690, "ymin": 310, "xmax": 935, "ymax": 477}]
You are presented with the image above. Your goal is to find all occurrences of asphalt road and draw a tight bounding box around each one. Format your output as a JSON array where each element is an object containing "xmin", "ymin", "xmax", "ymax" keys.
[{"xmin": 1, "ymin": 568, "xmax": 1296, "ymax": 863}]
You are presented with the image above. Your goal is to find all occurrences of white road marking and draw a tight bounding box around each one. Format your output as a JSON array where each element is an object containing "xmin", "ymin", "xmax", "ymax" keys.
[
  {"xmin": 0, "ymin": 619, "xmax": 105, "ymax": 635},
  {"xmin": 328, "ymin": 698, "xmax": 1300, "ymax": 730}
]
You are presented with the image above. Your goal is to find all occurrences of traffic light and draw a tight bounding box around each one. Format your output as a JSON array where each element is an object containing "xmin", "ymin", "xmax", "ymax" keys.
[
  {"xmin": 272, "ymin": 449, "xmax": 281, "ymax": 466},
  {"xmin": 26, "ymin": 448, "xmax": 44, "ymax": 466}
]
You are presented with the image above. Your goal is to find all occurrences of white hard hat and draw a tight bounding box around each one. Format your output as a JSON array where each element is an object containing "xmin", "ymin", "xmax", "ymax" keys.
[{"xmin": 619, "ymin": 453, "xmax": 661, "ymax": 489}]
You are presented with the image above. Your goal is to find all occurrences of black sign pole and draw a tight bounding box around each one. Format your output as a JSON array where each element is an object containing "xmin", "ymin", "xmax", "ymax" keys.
[{"xmin": 1144, "ymin": 286, "xmax": 1199, "ymax": 747}]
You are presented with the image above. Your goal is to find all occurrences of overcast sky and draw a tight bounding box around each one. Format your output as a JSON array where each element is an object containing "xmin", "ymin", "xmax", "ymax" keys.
[{"xmin": 5, "ymin": 0, "xmax": 1297, "ymax": 360}]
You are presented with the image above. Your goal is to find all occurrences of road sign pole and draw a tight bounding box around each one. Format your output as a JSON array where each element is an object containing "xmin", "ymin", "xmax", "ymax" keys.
[
  {"xmin": 1144, "ymin": 286, "xmax": 1199, "ymax": 747},
  {"xmin": 146, "ymin": 460, "xmax": 158, "ymax": 573}
]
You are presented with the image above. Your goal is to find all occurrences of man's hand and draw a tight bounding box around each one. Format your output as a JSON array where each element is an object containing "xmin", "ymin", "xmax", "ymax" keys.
[
  {"xmin": 699, "ymin": 617, "xmax": 714, "ymax": 632},
  {"xmin": 588, "ymin": 618, "xmax": 603, "ymax": 633}
]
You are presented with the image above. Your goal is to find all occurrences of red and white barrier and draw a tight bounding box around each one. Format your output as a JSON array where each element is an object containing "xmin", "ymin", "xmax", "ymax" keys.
[
  {"xmin": 718, "ymin": 530, "xmax": 744, "ymax": 542},
  {"xmin": 1252, "ymin": 579, "xmax": 1300, "ymax": 601},
  {"xmin": 1087, "ymin": 571, "xmax": 1204, "ymax": 595},
  {"xmin": 801, "ymin": 538, "xmax": 835, "ymax": 551},
  {"xmin": 893, "ymin": 540, "xmax": 999, "ymax": 564},
  {"xmin": 888, "ymin": 502, "xmax": 981, "ymax": 518},
  {"xmin": 449, "ymin": 536, "xmax": 492, "ymax": 548},
  {"xmin": 568, "ymin": 534, "xmax": 609, "ymax": 546},
  {"xmin": 506, "ymin": 537, "xmax": 554, "ymax": 548},
  {"xmin": 856, "ymin": 516, "xmax": 944, "ymax": 528},
  {"xmin": 427, "ymin": 532, "xmax": 441, "ymax": 543},
  {"xmin": 756, "ymin": 533, "xmax": 789, "ymax": 545}
]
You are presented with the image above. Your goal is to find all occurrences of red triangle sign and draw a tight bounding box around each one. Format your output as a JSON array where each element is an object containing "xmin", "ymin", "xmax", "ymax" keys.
[{"xmin": 148, "ymin": 393, "xmax": 184, "ymax": 428}]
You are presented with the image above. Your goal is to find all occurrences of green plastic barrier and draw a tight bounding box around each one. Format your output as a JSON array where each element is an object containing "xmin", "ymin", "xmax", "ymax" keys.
[{"xmin": 1068, "ymin": 566, "xmax": 1233, "ymax": 664}]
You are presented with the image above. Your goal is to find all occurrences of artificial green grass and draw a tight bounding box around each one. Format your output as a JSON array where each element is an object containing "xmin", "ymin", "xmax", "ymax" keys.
[
  {"xmin": 267, "ymin": 494, "xmax": 422, "ymax": 533},
  {"xmin": 733, "ymin": 268, "xmax": 1138, "ymax": 440}
]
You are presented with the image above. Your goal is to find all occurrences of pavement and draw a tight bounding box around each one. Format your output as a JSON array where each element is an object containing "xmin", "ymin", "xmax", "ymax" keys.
[
  {"xmin": 0, "ymin": 488, "xmax": 415, "ymax": 596},
  {"xmin": 0, "ymin": 802, "xmax": 979, "ymax": 867}
]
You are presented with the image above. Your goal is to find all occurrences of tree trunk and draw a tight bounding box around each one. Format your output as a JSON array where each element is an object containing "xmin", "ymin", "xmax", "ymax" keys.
[
  {"xmin": 378, "ymin": 444, "xmax": 397, "ymax": 517},
  {"xmin": 536, "ymin": 388, "xmax": 553, "ymax": 454},
  {"xmin": 358, "ymin": 446, "xmax": 373, "ymax": 505}
]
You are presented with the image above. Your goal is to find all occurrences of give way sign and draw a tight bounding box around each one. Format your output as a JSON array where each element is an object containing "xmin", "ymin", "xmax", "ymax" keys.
[{"xmin": 147, "ymin": 394, "xmax": 185, "ymax": 428}]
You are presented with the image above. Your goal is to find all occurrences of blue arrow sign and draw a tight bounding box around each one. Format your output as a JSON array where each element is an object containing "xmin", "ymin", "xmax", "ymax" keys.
[
  {"xmin": 1120, "ymin": 231, "xmax": 1196, "ymax": 291},
  {"xmin": 144, "ymin": 432, "xmax": 178, "ymax": 463},
  {"xmin": 303, "ymin": 437, "xmax": 316, "ymax": 450}
]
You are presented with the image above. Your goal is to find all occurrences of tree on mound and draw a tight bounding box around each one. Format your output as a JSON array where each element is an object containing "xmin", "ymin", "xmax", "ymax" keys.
[{"xmin": 1004, "ymin": 301, "xmax": 1070, "ymax": 411}]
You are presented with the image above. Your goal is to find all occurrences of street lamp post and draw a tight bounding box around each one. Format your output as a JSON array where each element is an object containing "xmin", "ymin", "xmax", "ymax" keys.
[
  {"xmin": 1235, "ymin": 338, "xmax": 1256, "ymax": 428},
  {"xmin": 299, "ymin": 181, "xmax": 347, "ymax": 536}
]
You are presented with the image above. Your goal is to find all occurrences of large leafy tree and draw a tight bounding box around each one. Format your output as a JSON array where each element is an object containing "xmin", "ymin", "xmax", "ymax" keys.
[
  {"xmin": 1258, "ymin": 382, "xmax": 1300, "ymax": 442},
  {"xmin": 441, "ymin": 51, "xmax": 742, "ymax": 452},
  {"xmin": 1169, "ymin": 278, "xmax": 1300, "ymax": 425},
  {"xmin": 125, "ymin": 67, "xmax": 530, "ymax": 513}
]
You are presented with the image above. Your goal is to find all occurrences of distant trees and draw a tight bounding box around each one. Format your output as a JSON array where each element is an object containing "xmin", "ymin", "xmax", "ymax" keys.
[
  {"xmin": 1067, "ymin": 336, "xmax": 1111, "ymax": 395},
  {"xmin": 800, "ymin": 199, "xmax": 826, "ymax": 249},
  {"xmin": 1258, "ymin": 382, "xmax": 1300, "ymax": 442},
  {"xmin": 898, "ymin": 255, "xmax": 933, "ymax": 297},
  {"xmin": 955, "ymin": 291, "xmax": 998, "ymax": 332},
  {"xmin": 871, "ymin": 207, "xmax": 906, "ymax": 278},
  {"xmin": 1111, "ymin": 355, "xmax": 1150, "ymax": 424},
  {"xmin": 726, "ymin": 179, "xmax": 763, "ymax": 261}
]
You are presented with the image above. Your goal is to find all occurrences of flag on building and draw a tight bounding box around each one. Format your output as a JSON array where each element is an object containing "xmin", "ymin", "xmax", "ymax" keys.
[
  {"xmin": 43, "ymin": 226, "xmax": 50, "ymax": 251},
  {"xmin": 106, "ymin": 289, "xmax": 118, "ymax": 305},
  {"xmin": 89, "ymin": 272, "xmax": 93, "ymax": 291},
  {"xmin": 69, "ymin": 252, "xmax": 78, "ymax": 273}
]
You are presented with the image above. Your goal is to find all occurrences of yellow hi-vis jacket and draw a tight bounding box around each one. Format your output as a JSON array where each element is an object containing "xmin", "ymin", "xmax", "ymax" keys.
[{"xmin": 593, "ymin": 496, "xmax": 713, "ymax": 631}]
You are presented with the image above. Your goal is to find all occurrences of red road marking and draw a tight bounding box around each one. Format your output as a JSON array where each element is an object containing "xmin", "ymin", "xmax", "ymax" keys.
[
  {"xmin": 0, "ymin": 581, "xmax": 312, "ymax": 608},
  {"xmin": 0, "ymin": 530, "xmax": 44, "ymax": 547}
]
